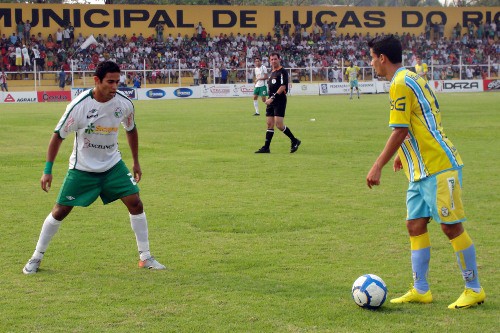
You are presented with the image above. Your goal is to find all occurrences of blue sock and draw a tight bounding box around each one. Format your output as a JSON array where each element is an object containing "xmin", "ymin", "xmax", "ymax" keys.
[
  {"xmin": 410, "ymin": 233, "xmax": 431, "ymax": 293},
  {"xmin": 451, "ymin": 231, "xmax": 480, "ymax": 290}
]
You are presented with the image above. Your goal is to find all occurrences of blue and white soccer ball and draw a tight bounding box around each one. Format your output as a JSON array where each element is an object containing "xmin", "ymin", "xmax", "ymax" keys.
[{"xmin": 351, "ymin": 274, "xmax": 388, "ymax": 309}]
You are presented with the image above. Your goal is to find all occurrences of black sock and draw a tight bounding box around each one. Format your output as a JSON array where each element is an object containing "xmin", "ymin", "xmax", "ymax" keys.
[
  {"xmin": 265, "ymin": 129, "xmax": 274, "ymax": 148},
  {"xmin": 282, "ymin": 126, "xmax": 296, "ymax": 142}
]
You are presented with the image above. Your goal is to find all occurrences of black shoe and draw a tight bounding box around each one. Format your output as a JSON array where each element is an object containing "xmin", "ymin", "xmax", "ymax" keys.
[
  {"xmin": 290, "ymin": 139, "xmax": 301, "ymax": 153},
  {"xmin": 255, "ymin": 146, "xmax": 270, "ymax": 153},
  {"xmin": 253, "ymin": 113, "xmax": 260, "ymax": 116}
]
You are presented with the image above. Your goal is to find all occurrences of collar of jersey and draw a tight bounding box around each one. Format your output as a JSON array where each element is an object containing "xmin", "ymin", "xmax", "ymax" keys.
[
  {"xmin": 272, "ymin": 66, "xmax": 283, "ymax": 72},
  {"xmin": 390, "ymin": 66, "xmax": 407, "ymax": 84}
]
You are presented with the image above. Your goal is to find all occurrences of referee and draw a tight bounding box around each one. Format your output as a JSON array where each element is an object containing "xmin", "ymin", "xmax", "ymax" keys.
[{"xmin": 255, "ymin": 52, "xmax": 301, "ymax": 154}]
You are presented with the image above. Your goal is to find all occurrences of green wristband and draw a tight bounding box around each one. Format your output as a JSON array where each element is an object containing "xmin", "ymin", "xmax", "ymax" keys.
[{"xmin": 44, "ymin": 161, "xmax": 53, "ymax": 175}]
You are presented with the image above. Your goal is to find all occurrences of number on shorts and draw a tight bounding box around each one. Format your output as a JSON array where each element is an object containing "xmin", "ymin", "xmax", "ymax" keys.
[
  {"xmin": 447, "ymin": 177, "xmax": 455, "ymax": 210},
  {"xmin": 128, "ymin": 172, "xmax": 137, "ymax": 186}
]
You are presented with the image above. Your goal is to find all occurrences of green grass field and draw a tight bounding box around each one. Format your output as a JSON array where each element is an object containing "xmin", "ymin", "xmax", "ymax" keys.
[{"xmin": 0, "ymin": 93, "xmax": 498, "ymax": 332}]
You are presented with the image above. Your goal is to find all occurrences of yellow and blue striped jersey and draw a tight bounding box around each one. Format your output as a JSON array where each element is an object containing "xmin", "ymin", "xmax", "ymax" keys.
[
  {"xmin": 415, "ymin": 62, "xmax": 428, "ymax": 81},
  {"xmin": 345, "ymin": 66, "xmax": 360, "ymax": 82},
  {"xmin": 389, "ymin": 67, "xmax": 463, "ymax": 182}
]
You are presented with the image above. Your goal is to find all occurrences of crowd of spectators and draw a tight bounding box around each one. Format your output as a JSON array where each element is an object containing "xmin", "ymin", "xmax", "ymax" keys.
[{"xmin": 1, "ymin": 19, "xmax": 499, "ymax": 85}]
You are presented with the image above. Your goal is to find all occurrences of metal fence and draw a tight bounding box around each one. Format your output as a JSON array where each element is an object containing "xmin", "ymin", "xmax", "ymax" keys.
[{"xmin": 5, "ymin": 58, "xmax": 499, "ymax": 91}]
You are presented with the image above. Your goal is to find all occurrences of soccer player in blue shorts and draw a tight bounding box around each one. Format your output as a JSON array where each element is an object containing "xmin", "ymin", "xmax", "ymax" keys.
[
  {"xmin": 23, "ymin": 61, "xmax": 166, "ymax": 274},
  {"xmin": 366, "ymin": 35, "xmax": 485, "ymax": 309},
  {"xmin": 345, "ymin": 62, "xmax": 360, "ymax": 99}
]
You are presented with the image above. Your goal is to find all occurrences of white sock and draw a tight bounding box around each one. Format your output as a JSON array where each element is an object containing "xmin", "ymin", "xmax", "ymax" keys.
[
  {"xmin": 130, "ymin": 212, "xmax": 150, "ymax": 260},
  {"xmin": 253, "ymin": 100, "xmax": 259, "ymax": 113},
  {"xmin": 32, "ymin": 213, "xmax": 62, "ymax": 260}
]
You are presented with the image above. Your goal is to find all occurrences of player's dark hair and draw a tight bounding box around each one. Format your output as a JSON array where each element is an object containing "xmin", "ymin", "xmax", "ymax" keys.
[
  {"xmin": 368, "ymin": 35, "xmax": 402, "ymax": 64},
  {"xmin": 94, "ymin": 61, "xmax": 120, "ymax": 81},
  {"xmin": 270, "ymin": 52, "xmax": 281, "ymax": 59},
  {"xmin": 254, "ymin": 56, "xmax": 261, "ymax": 61}
]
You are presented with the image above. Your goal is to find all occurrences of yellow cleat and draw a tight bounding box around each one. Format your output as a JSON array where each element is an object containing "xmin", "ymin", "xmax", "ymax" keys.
[
  {"xmin": 448, "ymin": 288, "xmax": 486, "ymax": 309},
  {"xmin": 390, "ymin": 288, "xmax": 433, "ymax": 304}
]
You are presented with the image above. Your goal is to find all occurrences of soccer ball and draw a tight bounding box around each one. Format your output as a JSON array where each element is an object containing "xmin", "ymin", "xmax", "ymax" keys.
[{"xmin": 351, "ymin": 274, "xmax": 388, "ymax": 309}]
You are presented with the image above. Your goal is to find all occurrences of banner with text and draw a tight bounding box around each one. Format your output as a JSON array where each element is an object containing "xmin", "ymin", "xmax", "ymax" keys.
[
  {"xmin": 137, "ymin": 86, "xmax": 201, "ymax": 100},
  {"xmin": 0, "ymin": 91, "xmax": 37, "ymax": 103},
  {"xmin": 1, "ymin": 4, "xmax": 498, "ymax": 39},
  {"xmin": 289, "ymin": 83, "xmax": 319, "ymax": 96},
  {"xmin": 201, "ymin": 84, "xmax": 254, "ymax": 98},
  {"xmin": 37, "ymin": 91, "xmax": 72, "ymax": 103},
  {"xmin": 319, "ymin": 81, "xmax": 377, "ymax": 95},
  {"xmin": 430, "ymin": 80, "xmax": 484, "ymax": 93}
]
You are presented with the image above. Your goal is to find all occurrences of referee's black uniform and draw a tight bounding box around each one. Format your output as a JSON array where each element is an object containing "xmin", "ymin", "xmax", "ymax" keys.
[
  {"xmin": 266, "ymin": 67, "xmax": 288, "ymax": 117},
  {"xmin": 255, "ymin": 63, "xmax": 301, "ymax": 154}
]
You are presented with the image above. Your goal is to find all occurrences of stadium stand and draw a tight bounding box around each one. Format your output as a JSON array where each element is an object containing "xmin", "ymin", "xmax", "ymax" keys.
[{"xmin": 1, "ymin": 19, "xmax": 498, "ymax": 91}]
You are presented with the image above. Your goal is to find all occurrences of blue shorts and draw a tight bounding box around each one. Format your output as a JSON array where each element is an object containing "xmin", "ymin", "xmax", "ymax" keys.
[
  {"xmin": 350, "ymin": 80, "xmax": 358, "ymax": 88},
  {"xmin": 406, "ymin": 168, "xmax": 466, "ymax": 224}
]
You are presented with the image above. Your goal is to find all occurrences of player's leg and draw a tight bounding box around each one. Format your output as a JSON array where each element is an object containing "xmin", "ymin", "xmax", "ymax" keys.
[
  {"xmin": 432, "ymin": 170, "xmax": 484, "ymax": 308},
  {"xmin": 255, "ymin": 106, "xmax": 275, "ymax": 153},
  {"xmin": 102, "ymin": 160, "xmax": 166, "ymax": 270},
  {"xmin": 252, "ymin": 94, "xmax": 260, "ymax": 115},
  {"xmin": 22, "ymin": 204, "xmax": 73, "ymax": 275},
  {"xmin": 391, "ymin": 181, "xmax": 433, "ymax": 303},
  {"xmin": 356, "ymin": 84, "xmax": 360, "ymax": 98},
  {"xmin": 23, "ymin": 169, "xmax": 102, "ymax": 274},
  {"xmin": 274, "ymin": 101, "xmax": 301, "ymax": 153},
  {"xmin": 390, "ymin": 217, "xmax": 433, "ymax": 304},
  {"xmin": 444, "ymin": 223, "xmax": 485, "ymax": 308}
]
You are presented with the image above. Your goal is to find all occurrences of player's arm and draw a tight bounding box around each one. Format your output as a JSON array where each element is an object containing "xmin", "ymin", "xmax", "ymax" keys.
[
  {"xmin": 366, "ymin": 126, "xmax": 408, "ymax": 189},
  {"xmin": 126, "ymin": 126, "xmax": 142, "ymax": 183},
  {"xmin": 41, "ymin": 133, "xmax": 64, "ymax": 192},
  {"xmin": 393, "ymin": 154, "xmax": 403, "ymax": 172},
  {"xmin": 260, "ymin": 70, "xmax": 268, "ymax": 81}
]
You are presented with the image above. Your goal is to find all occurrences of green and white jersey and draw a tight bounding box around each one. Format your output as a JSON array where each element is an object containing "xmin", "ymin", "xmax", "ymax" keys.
[
  {"xmin": 54, "ymin": 89, "xmax": 135, "ymax": 173},
  {"xmin": 254, "ymin": 65, "xmax": 267, "ymax": 88}
]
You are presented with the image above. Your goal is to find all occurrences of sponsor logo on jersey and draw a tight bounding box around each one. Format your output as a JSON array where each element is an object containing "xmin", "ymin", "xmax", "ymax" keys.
[
  {"xmin": 390, "ymin": 97, "xmax": 406, "ymax": 111},
  {"xmin": 146, "ymin": 89, "xmax": 166, "ymax": 99},
  {"xmin": 114, "ymin": 107, "xmax": 123, "ymax": 118},
  {"xmin": 83, "ymin": 138, "xmax": 116, "ymax": 150},
  {"xmin": 85, "ymin": 123, "xmax": 95, "ymax": 134},
  {"xmin": 87, "ymin": 109, "xmax": 98, "ymax": 119},
  {"xmin": 85, "ymin": 123, "xmax": 118, "ymax": 135},
  {"xmin": 173, "ymin": 88, "xmax": 193, "ymax": 97},
  {"xmin": 63, "ymin": 117, "xmax": 74, "ymax": 133}
]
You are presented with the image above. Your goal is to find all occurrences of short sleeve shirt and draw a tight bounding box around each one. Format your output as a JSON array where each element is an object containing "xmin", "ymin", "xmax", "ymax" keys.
[
  {"xmin": 54, "ymin": 89, "xmax": 135, "ymax": 173},
  {"xmin": 254, "ymin": 65, "xmax": 267, "ymax": 88},
  {"xmin": 389, "ymin": 67, "xmax": 463, "ymax": 182},
  {"xmin": 267, "ymin": 66, "xmax": 288, "ymax": 96}
]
